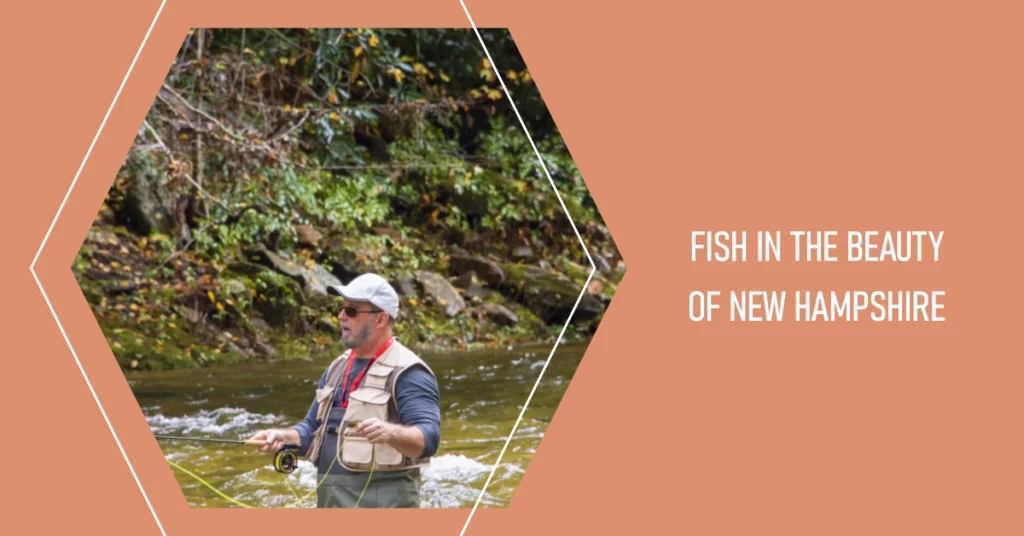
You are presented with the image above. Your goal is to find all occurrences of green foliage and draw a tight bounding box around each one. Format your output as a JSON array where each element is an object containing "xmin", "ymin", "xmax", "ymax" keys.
[{"xmin": 78, "ymin": 27, "xmax": 622, "ymax": 371}]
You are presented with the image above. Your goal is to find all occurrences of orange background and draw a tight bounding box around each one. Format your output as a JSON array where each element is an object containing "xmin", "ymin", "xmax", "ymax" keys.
[{"xmin": 4, "ymin": 0, "xmax": 1023, "ymax": 535}]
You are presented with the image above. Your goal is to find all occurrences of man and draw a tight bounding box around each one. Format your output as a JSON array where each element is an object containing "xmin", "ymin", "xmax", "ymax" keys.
[{"xmin": 249, "ymin": 273, "xmax": 441, "ymax": 508}]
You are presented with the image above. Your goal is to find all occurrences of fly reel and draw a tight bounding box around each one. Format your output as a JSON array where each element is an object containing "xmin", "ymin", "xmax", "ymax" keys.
[{"xmin": 274, "ymin": 449, "xmax": 299, "ymax": 474}]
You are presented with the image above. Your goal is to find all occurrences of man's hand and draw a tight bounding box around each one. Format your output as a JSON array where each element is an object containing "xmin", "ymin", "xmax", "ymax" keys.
[
  {"xmin": 351, "ymin": 418, "xmax": 425, "ymax": 459},
  {"xmin": 247, "ymin": 429, "xmax": 299, "ymax": 453},
  {"xmin": 352, "ymin": 418, "xmax": 397, "ymax": 445}
]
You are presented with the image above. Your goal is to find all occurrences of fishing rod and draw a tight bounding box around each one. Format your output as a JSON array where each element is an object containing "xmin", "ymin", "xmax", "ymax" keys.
[{"xmin": 155, "ymin": 434, "xmax": 300, "ymax": 474}]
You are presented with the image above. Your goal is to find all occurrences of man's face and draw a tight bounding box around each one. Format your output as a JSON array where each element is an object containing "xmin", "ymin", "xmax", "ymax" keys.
[{"xmin": 338, "ymin": 300, "xmax": 379, "ymax": 348}]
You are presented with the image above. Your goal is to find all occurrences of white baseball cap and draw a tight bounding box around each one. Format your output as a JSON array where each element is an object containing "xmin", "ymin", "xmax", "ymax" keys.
[{"xmin": 327, "ymin": 273, "xmax": 400, "ymax": 319}]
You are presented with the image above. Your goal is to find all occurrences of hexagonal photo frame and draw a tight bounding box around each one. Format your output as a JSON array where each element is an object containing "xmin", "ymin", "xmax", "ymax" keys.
[{"xmin": 69, "ymin": 26, "xmax": 623, "ymax": 509}]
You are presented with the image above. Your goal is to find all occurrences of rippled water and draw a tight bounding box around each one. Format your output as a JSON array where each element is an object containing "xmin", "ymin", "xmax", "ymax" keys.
[{"xmin": 129, "ymin": 340, "xmax": 587, "ymax": 508}]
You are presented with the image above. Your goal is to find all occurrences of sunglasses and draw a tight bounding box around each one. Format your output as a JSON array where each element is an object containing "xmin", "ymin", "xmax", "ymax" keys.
[{"xmin": 340, "ymin": 306, "xmax": 382, "ymax": 318}]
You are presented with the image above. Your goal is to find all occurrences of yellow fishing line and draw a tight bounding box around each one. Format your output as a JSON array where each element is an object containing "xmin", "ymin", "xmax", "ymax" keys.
[
  {"xmin": 167, "ymin": 425, "xmax": 379, "ymax": 509},
  {"xmin": 167, "ymin": 459, "xmax": 256, "ymax": 509}
]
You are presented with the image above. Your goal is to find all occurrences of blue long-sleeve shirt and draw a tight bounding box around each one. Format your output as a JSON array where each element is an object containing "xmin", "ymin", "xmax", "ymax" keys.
[{"xmin": 292, "ymin": 358, "xmax": 441, "ymax": 459}]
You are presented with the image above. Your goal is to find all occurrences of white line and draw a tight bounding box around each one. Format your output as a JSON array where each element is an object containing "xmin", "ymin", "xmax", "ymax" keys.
[
  {"xmin": 30, "ymin": 1, "xmax": 169, "ymax": 535},
  {"xmin": 458, "ymin": 2, "xmax": 597, "ymax": 534}
]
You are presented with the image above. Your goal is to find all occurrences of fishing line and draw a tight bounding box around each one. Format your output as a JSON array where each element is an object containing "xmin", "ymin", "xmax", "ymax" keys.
[{"xmin": 160, "ymin": 427, "xmax": 377, "ymax": 509}]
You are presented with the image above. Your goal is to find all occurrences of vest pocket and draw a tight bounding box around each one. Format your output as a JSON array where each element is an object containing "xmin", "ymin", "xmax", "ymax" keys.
[
  {"xmin": 340, "ymin": 436, "xmax": 406, "ymax": 469},
  {"xmin": 340, "ymin": 436, "xmax": 375, "ymax": 467},
  {"xmin": 346, "ymin": 388, "xmax": 390, "ymax": 422}
]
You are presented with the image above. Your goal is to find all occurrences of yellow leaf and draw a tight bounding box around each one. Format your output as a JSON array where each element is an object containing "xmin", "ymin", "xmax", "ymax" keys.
[
  {"xmin": 440, "ymin": 71, "xmax": 450, "ymax": 83},
  {"xmin": 207, "ymin": 290, "xmax": 216, "ymax": 302},
  {"xmin": 350, "ymin": 59, "xmax": 362, "ymax": 83},
  {"xmin": 283, "ymin": 104, "xmax": 291, "ymax": 112},
  {"xmin": 216, "ymin": 302, "xmax": 225, "ymax": 312},
  {"xmin": 329, "ymin": 112, "xmax": 341, "ymax": 121},
  {"xmin": 414, "ymin": 63, "xmax": 428, "ymax": 75},
  {"xmin": 327, "ymin": 89, "xmax": 338, "ymax": 104},
  {"xmin": 369, "ymin": 33, "xmax": 379, "ymax": 48},
  {"xmin": 168, "ymin": 323, "xmax": 177, "ymax": 329},
  {"xmin": 507, "ymin": 70, "xmax": 518, "ymax": 81},
  {"xmin": 409, "ymin": 298, "xmax": 418, "ymax": 306},
  {"xmin": 113, "ymin": 341, "xmax": 123, "ymax": 349},
  {"xmin": 353, "ymin": 45, "xmax": 363, "ymax": 57},
  {"xmin": 487, "ymin": 89, "xmax": 502, "ymax": 100},
  {"xmin": 481, "ymin": 58, "xmax": 490, "ymax": 70},
  {"xmin": 110, "ymin": 261, "xmax": 120, "ymax": 269},
  {"xmin": 390, "ymin": 68, "xmax": 405, "ymax": 83}
]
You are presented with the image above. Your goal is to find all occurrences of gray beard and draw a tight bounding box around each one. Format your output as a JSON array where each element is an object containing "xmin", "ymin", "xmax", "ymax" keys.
[{"xmin": 342, "ymin": 323, "xmax": 371, "ymax": 348}]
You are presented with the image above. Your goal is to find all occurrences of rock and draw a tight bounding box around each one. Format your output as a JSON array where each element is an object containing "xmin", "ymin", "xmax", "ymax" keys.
[
  {"xmin": 226, "ymin": 261, "xmax": 268, "ymax": 276},
  {"xmin": 245, "ymin": 246, "xmax": 303, "ymax": 277},
  {"xmin": 245, "ymin": 245, "xmax": 341, "ymax": 296},
  {"xmin": 306, "ymin": 264, "xmax": 343, "ymax": 295},
  {"xmin": 415, "ymin": 271, "xmax": 465, "ymax": 317},
  {"xmin": 449, "ymin": 254, "xmax": 504, "ymax": 287},
  {"xmin": 512, "ymin": 246, "xmax": 535, "ymax": 260},
  {"xmin": 453, "ymin": 271, "xmax": 490, "ymax": 300},
  {"xmin": 254, "ymin": 340, "xmax": 275, "ymax": 357},
  {"xmin": 295, "ymin": 224, "xmax": 323, "ymax": 248},
  {"xmin": 395, "ymin": 272, "xmax": 419, "ymax": 298},
  {"xmin": 120, "ymin": 173, "xmax": 174, "ymax": 236},
  {"xmin": 472, "ymin": 303, "xmax": 518, "ymax": 326},
  {"xmin": 499, "ymin": 263, "xmax": 604, "ymax": 325},
  {"xmin": 249, "ymin": 318, "xmax": 271, "ymax": 332}
]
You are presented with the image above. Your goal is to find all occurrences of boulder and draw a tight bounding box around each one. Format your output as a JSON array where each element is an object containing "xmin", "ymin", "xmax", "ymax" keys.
[
  {"xmin": 452, "ymin": 271, "xmax": 490, "ymax": 300},
  {"xmin": 245, "ymin": 245, "xmax": 341, "ymax": 296},
  {"xmin": 499, "ymin": 263, "xmax": 604, "ymax": 325},
  {"xmin": 394, "ymin": 272, "xmax": 419, "ymax": 298},
  {"xmin": 471, "ymin": 303, "xmax": 519, "ymax": 326},
  {"xmin": 449, "ymin": 253, "xmax": 504, "ymax": 287},
  {"xmin": 120, "ymin": 173, "xmax": 174, "ymax": 236},
  {"xmin": 415, "ymin": 271, "xmax": 465, "ymax": 317}
]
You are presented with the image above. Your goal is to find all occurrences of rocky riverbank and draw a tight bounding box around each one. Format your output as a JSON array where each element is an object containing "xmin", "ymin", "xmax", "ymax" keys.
[{"xmin": 75, "ymin": 211, "xmax": 623, "ymax": 371}]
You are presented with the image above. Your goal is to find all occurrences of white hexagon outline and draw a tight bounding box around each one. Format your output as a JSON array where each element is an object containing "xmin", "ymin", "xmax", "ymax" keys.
[{"xmin": 28, "ymin": 2, "xmax": 599, "ymax": 535}]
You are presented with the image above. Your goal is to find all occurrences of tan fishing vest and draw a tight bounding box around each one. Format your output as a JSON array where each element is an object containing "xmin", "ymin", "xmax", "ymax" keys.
[{"xmin": 305, "ymin": 339, "xmax": 436, "ymax": 472}]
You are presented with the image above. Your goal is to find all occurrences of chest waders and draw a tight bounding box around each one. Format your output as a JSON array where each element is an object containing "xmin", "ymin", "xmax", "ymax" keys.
[{"xmin": 305, "ymin": 339, "xmax": 435, "ymax": 508}]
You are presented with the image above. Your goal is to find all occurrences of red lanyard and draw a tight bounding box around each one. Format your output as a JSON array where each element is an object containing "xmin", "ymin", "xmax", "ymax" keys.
[{"xmin": 338, "ymin": 338, "xmax": 394, "ymax": 408}]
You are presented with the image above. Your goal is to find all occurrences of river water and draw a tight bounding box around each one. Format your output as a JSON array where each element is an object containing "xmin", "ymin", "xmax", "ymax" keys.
[{"xmin": 130, "ymin": 340, "xmax": 587, "ymax": 508}]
